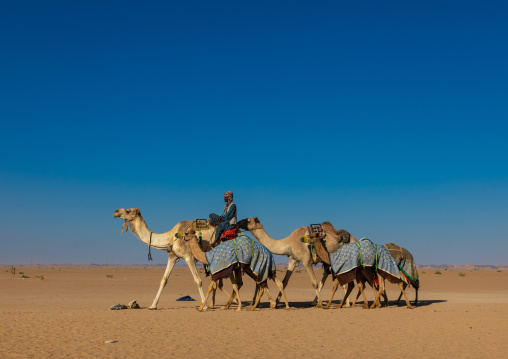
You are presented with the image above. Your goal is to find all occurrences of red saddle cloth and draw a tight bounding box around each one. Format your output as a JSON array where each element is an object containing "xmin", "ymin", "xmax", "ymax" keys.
[{"xmin": 220, "ymin": 227, "xmax": 238, "ymax": 241}]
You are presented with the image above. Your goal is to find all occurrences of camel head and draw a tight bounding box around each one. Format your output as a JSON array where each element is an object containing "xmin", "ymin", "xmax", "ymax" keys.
[
  {"xmin": 336, "ymin": 229, "xmax": 351, "ymax": 244},
  {"xmin": 239, "ymin": 217, "xmax": 264, "ymax": 231},
  {"xmin": 322, "ymin": 222, "xmax": 351, "ymax": 245},
  {"xmin": 113, "ymin": 208, "xmax": 141, "ymax": 222}
]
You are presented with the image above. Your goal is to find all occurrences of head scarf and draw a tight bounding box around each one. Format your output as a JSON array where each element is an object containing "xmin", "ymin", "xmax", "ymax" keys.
[{"xmin": 224, "ymin": 191, "xmax": 233, "ymax": 204}]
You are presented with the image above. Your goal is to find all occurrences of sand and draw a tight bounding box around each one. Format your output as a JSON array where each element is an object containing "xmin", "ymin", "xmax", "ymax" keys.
[{"xmin": 1, "ymin": 265, "xmax": 507, "ymax": 358}]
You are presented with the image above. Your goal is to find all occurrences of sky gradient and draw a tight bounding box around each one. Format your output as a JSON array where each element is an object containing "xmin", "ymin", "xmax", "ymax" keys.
[{"xmin": 1, "ymin": 1, "xmax": 507, "ymax": 265}]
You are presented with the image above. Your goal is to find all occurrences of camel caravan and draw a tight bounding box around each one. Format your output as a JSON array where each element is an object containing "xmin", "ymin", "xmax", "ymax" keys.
[{"xmin": 112, "ymin": 192, "xmax": 419, "ymax": 311}]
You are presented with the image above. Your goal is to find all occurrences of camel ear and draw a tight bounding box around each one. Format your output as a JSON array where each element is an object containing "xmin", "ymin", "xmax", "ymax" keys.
[
  {"xmin": 254, "ymin": 217, "xmax": 260, "ymax": 223},
  {"xmin": 133, "ymin": 208, "xmax": 140, "ymax": 215}
]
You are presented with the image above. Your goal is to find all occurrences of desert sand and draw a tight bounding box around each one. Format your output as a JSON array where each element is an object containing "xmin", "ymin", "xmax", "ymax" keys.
[{"xmin": 1, "ymin": 265, "xmax": 507, "ymax": 358}]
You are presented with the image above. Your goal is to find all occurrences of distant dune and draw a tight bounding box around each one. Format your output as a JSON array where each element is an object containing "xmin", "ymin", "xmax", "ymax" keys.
[{"xmin": 418, "ymin": 264, "xmax": 508, "ymax": 270}]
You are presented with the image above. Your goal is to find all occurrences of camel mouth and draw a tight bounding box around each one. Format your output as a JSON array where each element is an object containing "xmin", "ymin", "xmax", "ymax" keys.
[{"xmin": 113, "ymin": 209, "xmax": 122, "ymax": 218}]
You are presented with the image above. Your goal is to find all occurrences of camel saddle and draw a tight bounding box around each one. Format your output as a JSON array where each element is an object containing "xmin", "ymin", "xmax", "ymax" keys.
[
  {"xmin": 194, "ymin": 219, "xmax": 210, "ymax": 231},
  {"xmin": 307, "ymin": 224, "xmax": 325, "ymax": 238},
  {"xmin": 220, "ymin": 227, "xmax": 239, "ymax": 241}
]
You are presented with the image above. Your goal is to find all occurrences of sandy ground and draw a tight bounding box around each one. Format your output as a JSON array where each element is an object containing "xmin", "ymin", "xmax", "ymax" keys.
[{"xmin": 1, "ymin": 265, "xmax": 507, "ymax": 359}]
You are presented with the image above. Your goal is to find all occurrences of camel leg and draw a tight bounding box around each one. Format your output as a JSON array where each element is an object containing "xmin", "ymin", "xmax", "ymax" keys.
[
  {"xmin": 415, "ymin": 288, "xmax": 418, "ymax": 306},
  {"xmin": 312, "ymin": 267, "xmax": 329, "ymax": 304},
  {"xmin": 251, "ymin": 284, "xmax": 260, "ymax": 306},
  {"xmin": 351, "ymin": 275, "xmax": 366, "ymax": 306},
  {"xmin": 302, "ymin": 261, "xmax": 322, "ymax": 308},
  {"xmin": 223, "ymin": 284, "xmax": 238, "ymax": 310},
  {"xmin": 359, "ymin": 269, "xmax": 381, "ymax": 308},
  {"xmin": 325, "ymin": 278, "xmax": 340, "ymax": 309},
  {"xmin": 276, "ymin": 257, "xmax": 299, "ymax": 304},
  {"xmin": 398, "ymin": 282, "xmax": 413, "ymax": 309},
  {"xmin": 337, "ymin": 282, "xmax": 355, "ymax": 309},
  {"xmin": 211, "ymin": 279, "xmax": 232, "ymax": 309},
  {"xmin": 395, "ymin": 282, "xmax": 407, "ymax": 305},
  {"xmin": 182, "ymin": 255, "xmax": 207, "ymax": 309},
  {"xmin": 263, "ymin": 284, "xmax": 276, "ymax": 308},
  {"xmin": 249, "ymin": 287, "xmax": 264, "ymax": 311},
  {"xmin": 370, "ymin": 276, "xmax": 385, "ymax": 309},
  {"xmin": 230, "ymin": 276, "xmax": 242, "ymax": 311},
  {"xmin": 198, "ymin": 281, "xmax": 215, "ymax": 311},
  {"xmin": 148, "ymin": 252, "xmax": 179, "ymax": 310},
  {"xmin": 313, "ymin": 268, "xmax": 351, "ymax": 307},
  {"xmin": 357, "ymin": 280, "xmax": 369, "ymax": 309},
  {"xmin": 273, "ymin": 277, "xmax": 290, "ymax": 310},
  {"xmin": 353, "ymin": 271, "xmax": 370, "ymax": 309},
  {"xmin": 211, "ymin": 280, "xmax": 218, "ymax": 309},
  {"xmin": 382, "ymin": 288, "xmax": 389, "ymax": 307}
]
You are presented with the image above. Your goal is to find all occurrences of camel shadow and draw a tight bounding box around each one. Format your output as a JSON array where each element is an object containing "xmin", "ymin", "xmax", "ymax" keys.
[
  {"xmin": 325, "ymin": 299, "xmax": 447, "ymax": 308},
  {"xmin": 275, "ymin": 298, "xmax": 448, "ymax": 309}
]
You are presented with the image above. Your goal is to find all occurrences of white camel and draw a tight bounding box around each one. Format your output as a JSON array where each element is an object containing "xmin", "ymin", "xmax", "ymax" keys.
[
  {"xmin": 237, "ymin": 218, "xmax": 356, "ymax": 307},
  {"xmin": 113, "ymin": 208, "xmax": 222, "ymax": 309}
]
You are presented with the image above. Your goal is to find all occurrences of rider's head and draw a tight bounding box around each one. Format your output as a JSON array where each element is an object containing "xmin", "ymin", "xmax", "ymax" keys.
[{"xmin": 224, "ymin": 191, "xmax": 233, "ymax": 203}]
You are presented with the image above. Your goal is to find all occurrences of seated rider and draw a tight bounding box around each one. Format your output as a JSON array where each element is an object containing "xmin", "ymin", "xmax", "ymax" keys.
[{"xmin": 209, "ymin": 191, "xmax": 237, "ymax": 243}]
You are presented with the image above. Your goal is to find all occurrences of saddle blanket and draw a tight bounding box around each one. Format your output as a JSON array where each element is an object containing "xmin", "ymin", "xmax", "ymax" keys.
[
  {"xmin": 329, "ymin": 238, "xmax": 400, "ymax": 286},
  {"xmin": 384, "ymin": 243, "xmax": 419, "ymax": 287},
  {"xmin": 205, "ymin": 234, "xmax": 275, "ymax": 283}
]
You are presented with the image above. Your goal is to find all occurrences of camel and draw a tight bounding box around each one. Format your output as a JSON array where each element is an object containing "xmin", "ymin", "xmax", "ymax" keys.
[
  {"xmin": 308, "ymin": 234, "xmax": 413, "ymax": 309},
  {"xmin": 351, "ymin": 243, "xmax": 419, "ymax": 307},
  {"xmin": 305, "ymin": 233, "xmax": 383, "ymax": 309},
  {"xmin": 237, "ymin": 217, "xmax": 356, "ymax": 307},
  {"xmin": 182, "ymin": 230, "xmax": 290, "ymax": 311},
  {"xmin": 113, "ymin": 208, "xmax": 224, "ymax": 309}
]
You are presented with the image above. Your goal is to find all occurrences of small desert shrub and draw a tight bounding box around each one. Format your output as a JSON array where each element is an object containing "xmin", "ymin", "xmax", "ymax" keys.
[
  {"xmin": 434, "ymin": 270, "xmax": 442, "ymax": 275},
  {"xmin": 497, "ymin": 270, "xmax": 502, "ymax": 272},
  {"xmin": 19, "ymin": 272, "xmax": 24, "ymax": 275},
  {"xmin": 458, "ymin": 272, "xmax": 466, "ymax": 277},
  {"xmin": 34, "ymin": 275, "xmax": 45, "ymax": 280},
  {"xmin": 21, "ymin": 275, "xmax": 30, "ymax": 278},
  {"xmin": 106, "ymin": 274, "xmax": 114, "ymax": 278}
]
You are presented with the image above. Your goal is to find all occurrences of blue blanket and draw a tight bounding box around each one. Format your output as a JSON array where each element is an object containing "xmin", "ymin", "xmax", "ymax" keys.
[
  {"xmin": 205, "ymin": 234, "xmax": 276, "ymax": 283},
  {"xmin": 329, "ymin": 238, "xmax": 400, "ymax": 285}
]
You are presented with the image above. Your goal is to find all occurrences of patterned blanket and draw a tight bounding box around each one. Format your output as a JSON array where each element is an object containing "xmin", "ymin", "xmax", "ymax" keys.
[
  {"xmin": 329, "ymin": 238, "xmax": 401, "ymax": 286},
  {"xmin": 383, "ymin": 243, "xmax": 419, "ymax": 288},
  {"xmin": 205, "ymin": 234, "xmax": 276, "ymax": 283}
]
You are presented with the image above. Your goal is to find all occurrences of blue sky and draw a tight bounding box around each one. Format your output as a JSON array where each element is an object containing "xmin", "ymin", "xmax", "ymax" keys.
[{"xmin": 1, "ymin": 1, "xmax": 507, "ymax": 265}]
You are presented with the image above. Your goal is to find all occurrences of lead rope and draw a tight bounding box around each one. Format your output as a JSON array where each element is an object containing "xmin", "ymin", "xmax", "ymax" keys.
[{"xmin": 148, "ymin": 232, "xmax": 153, "ymax": 261}]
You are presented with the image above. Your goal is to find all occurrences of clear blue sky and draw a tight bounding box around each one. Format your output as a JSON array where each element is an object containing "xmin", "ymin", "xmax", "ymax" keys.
[{"xmin": 1, "ymin": 1, "xmax": 507, "ymax": 265}]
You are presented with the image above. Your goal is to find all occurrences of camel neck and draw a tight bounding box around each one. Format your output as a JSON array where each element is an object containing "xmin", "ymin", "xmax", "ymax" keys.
[
  {"xmin": 129, "ymin": 216, "xmax": 174, "ymax": 250},
  {"xmin": 249, "ymin": 228, "xmax": 291, "ymax": 255},
  {"xmin": 186, "ymin": 237, "xmax": 209, "ymax": 264},
  {"xmin": 313, "ymin": 241, "xmax": 331, "ymax": 265}
]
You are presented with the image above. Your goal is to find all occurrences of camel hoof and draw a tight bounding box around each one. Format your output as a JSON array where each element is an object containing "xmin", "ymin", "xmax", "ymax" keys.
[
  {"xmin": 316, "ymin": 303, "xmax": 323, "ymax": 309},
  {"xmin": 248, "ymin": 307, "xmax": 255, "ymax": 311},
  {"xmin": 270, "ymin": 303, "xmax": 276, "ymax": 309},
  {"xmin": 235, "ymin": 308, "xmax": 242, "ymax": 312},
  {"xmin": 284, "ymin": 307, "xmax": 290, "ymax": 310},
  {"xmin": 148, "ymin": 307, "xmax": 157, "ymax": 310}
]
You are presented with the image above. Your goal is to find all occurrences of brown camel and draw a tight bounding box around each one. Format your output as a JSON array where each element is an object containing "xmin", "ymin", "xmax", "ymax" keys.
[
  {"xmin": 307, "ymin": 233, "xmax": 379, "ymax": 309},
  {"xmin": 351, "ymin": 243, "xmax": 419, "ymax": 307},
  {"xmin": 183, "ymin": 230, "xmax": 290, "ymax": 311}
]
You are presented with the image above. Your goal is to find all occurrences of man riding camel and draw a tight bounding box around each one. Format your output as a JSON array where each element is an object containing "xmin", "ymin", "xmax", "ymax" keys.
[{"xmin": 209, "ymin": 191, "xmax": 237, "ymax": 243}]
